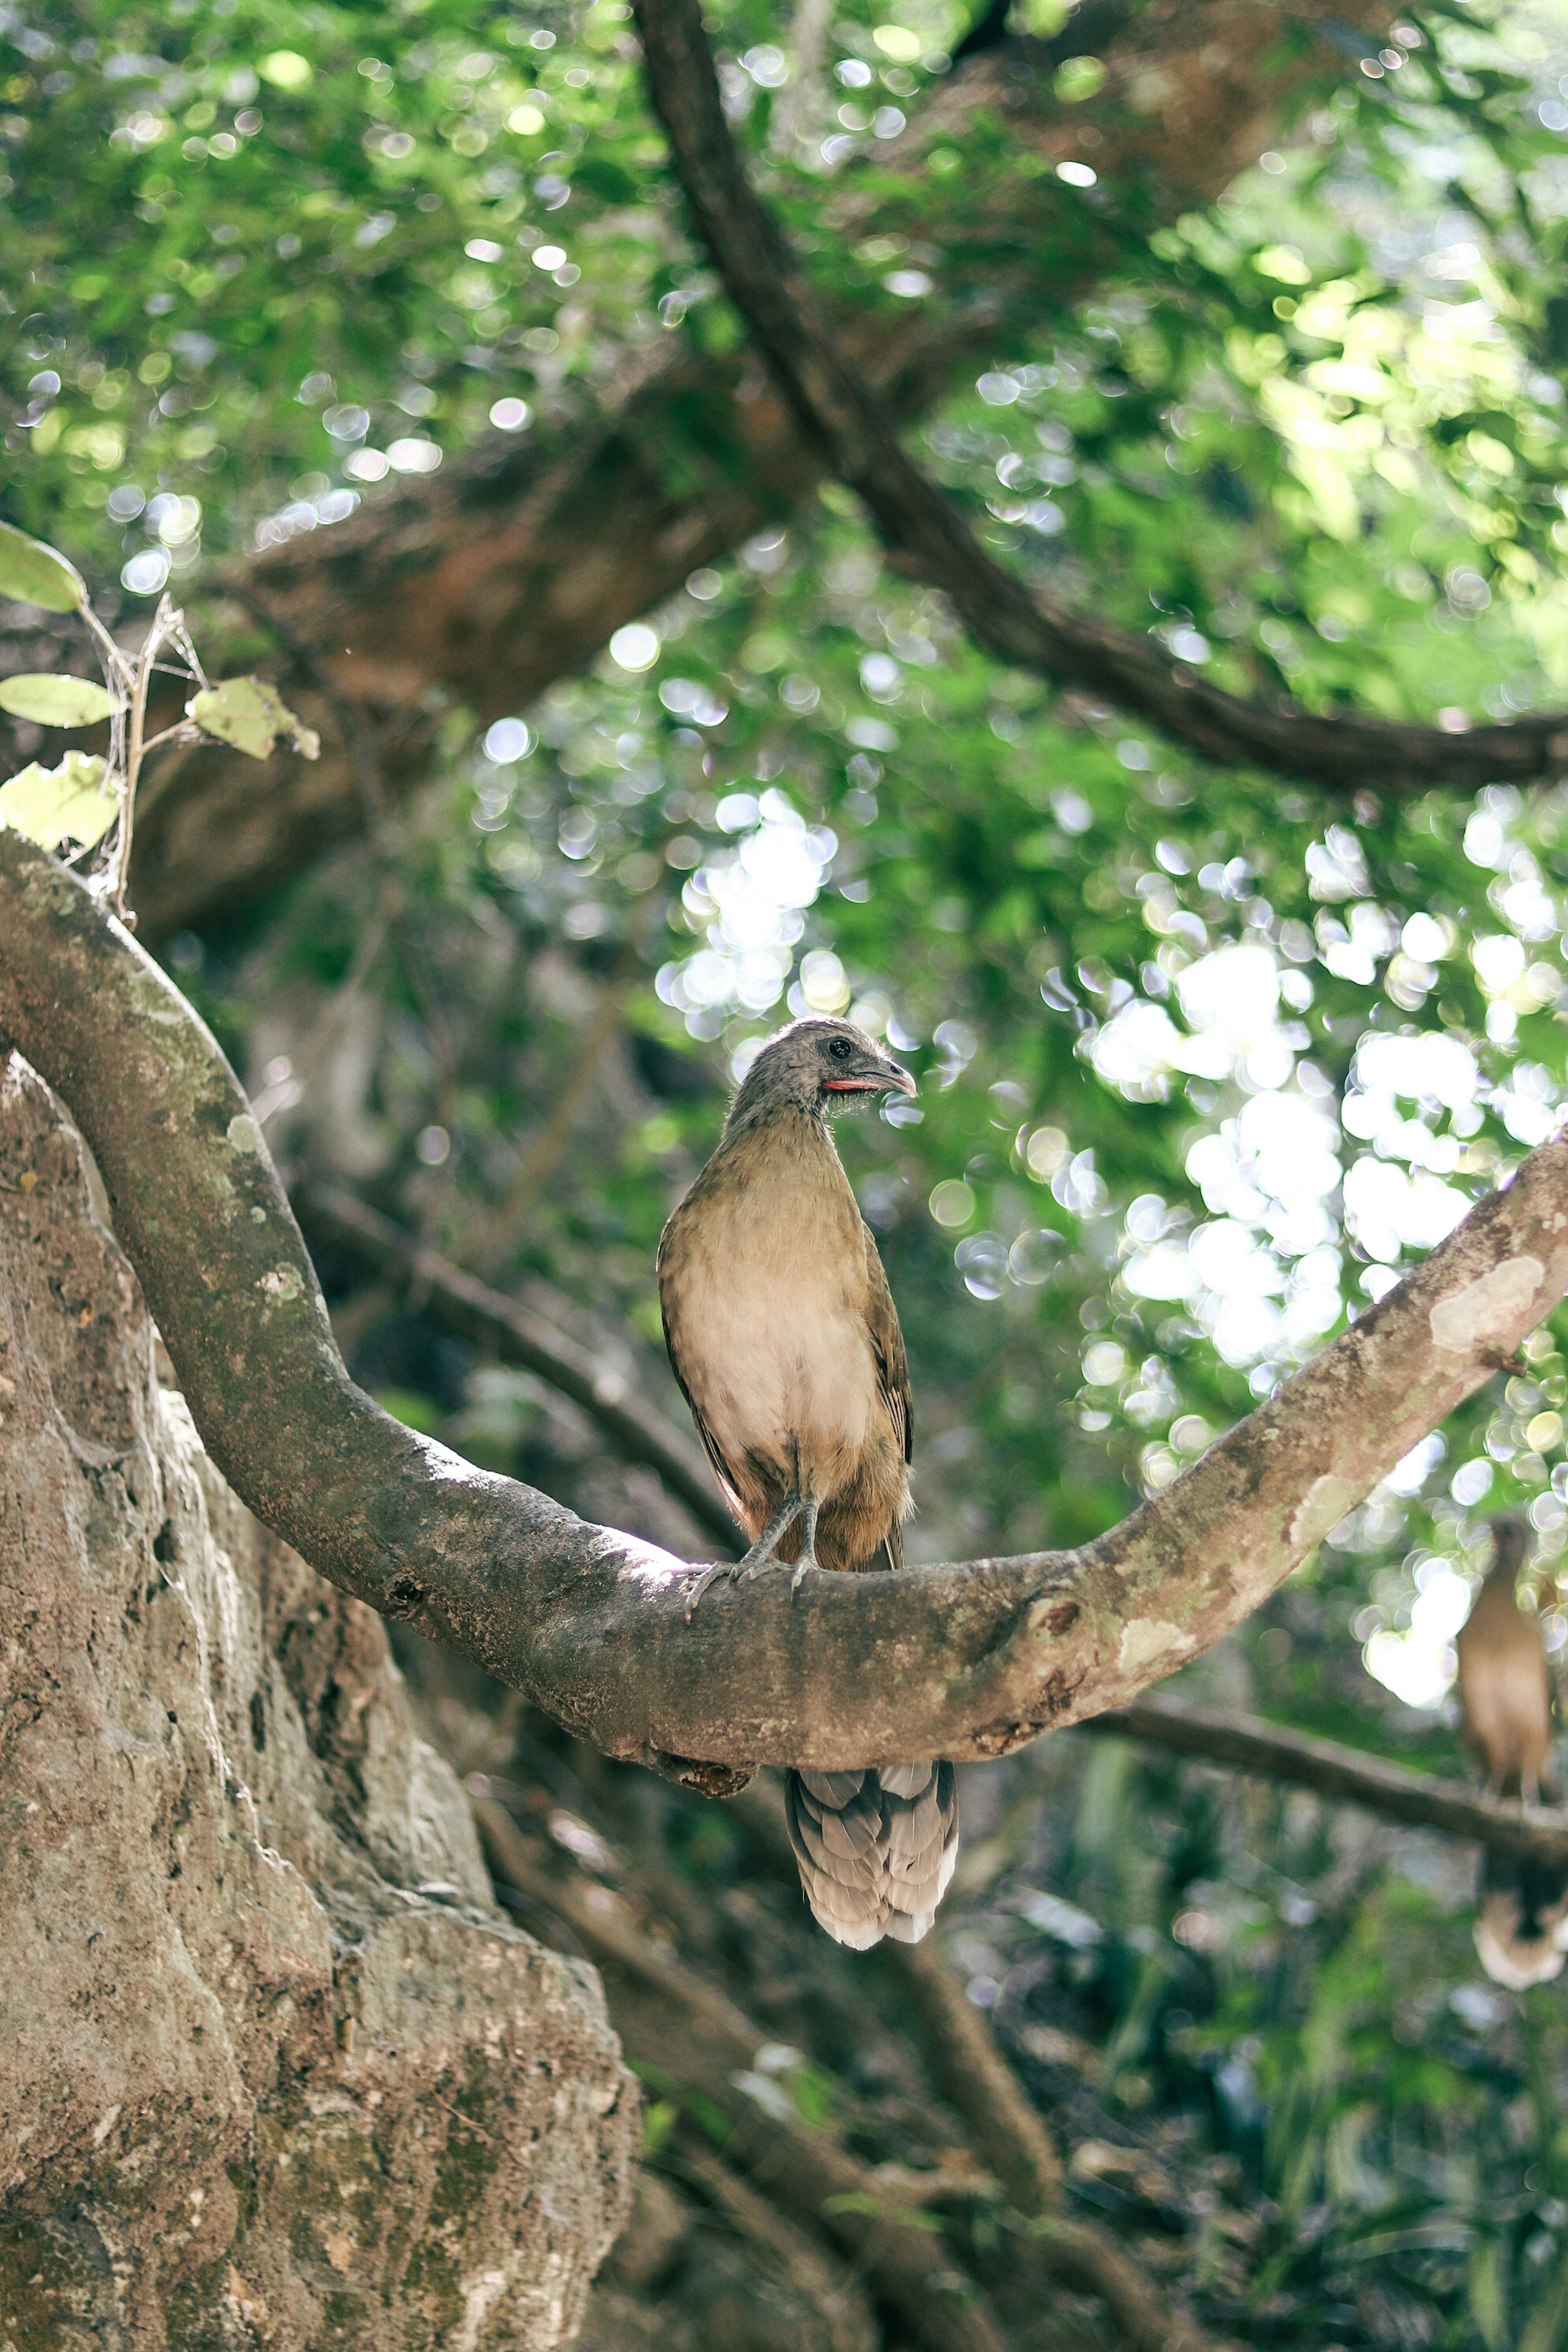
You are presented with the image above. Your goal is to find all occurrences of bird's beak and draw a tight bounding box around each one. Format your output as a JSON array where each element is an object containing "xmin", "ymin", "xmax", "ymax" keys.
[{"xmin": 822, "ymin": 1053, "xmax": 917, "ymax": 1097}]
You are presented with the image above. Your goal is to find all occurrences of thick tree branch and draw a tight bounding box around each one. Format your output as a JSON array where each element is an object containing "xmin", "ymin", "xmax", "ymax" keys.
[
  {"xmin": 1087, "ymin": 1699, "xmax": 1568, "ymax": 1869},
  {"xmin": 4, "ymin": 831, "xmax": 1568, "ymax": 1780},
  {"xmin": 633, "ymin": 0, "xmax": 1568, "ymax": 795},
  {"xmin": 297, "ymin": 1179, "xmax": 738, "ymax": 1550},
  {"xmin": 101, "ymin": 0, "xmax": 1423, "ymax": 939}
]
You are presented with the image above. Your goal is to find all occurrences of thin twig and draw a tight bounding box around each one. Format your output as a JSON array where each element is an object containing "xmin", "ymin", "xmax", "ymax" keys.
[
  {"xmin": 632, "ymin": 0, "xmax": 1568, "ymax": 793},
  {"xmin": 229, "ymin": 582, "xmax": 465, "ymax": 1255},
  {"xmin": 1084, "ymin": 1698, "xmax": 1568, "ymax": 1867},
  {"xmin": 226, "ymin": 581, "xmax": 387, "ymax": 830},
  {"xmin": 477, "ymin": 933, "xmax": 644, "ymax": 1273},
  {"xmin": 669, "ymin": 2140, "xmax": 880, "ymax": 2352}
]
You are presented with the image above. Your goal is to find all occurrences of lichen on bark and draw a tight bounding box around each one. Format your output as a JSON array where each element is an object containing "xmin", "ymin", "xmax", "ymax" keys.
[{"xmin": 0, "ymin": 1051, "xmax": 637, "ymax": 2350}]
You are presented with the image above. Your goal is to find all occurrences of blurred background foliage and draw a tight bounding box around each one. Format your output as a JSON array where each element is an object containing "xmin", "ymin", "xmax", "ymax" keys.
[{"xmin": 11, "ymin": 0, "xmax": 1568, "ymax": 2341}]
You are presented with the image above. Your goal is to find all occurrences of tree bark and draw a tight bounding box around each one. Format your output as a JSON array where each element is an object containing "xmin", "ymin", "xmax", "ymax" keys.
[
  {"xmin": 0, "ymin": 1052, "xmax": 637, "ymax": 2348},
  {"xmin": 4, "ymin": 828, "xmax": 1565, "ymax": 1784},
  {"xmin": 120, "ymin": 0, "xmax": 1419, "ymax": 942}
]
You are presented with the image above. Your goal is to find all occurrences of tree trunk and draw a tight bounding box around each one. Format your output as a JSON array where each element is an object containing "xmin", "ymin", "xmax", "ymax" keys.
[{"xmin": 0, "ymin": 1052, "xmax": 637, "ymax": 2349}]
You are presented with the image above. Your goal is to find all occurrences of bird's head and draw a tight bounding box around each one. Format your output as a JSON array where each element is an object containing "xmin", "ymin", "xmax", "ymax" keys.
[
  {"xmin": 1489, "ymin": 1512, "xmax": 1530, "ymax": 1575},
  {"xmin": 726, "ymin": 1017, "xmax": 917, "ymax": 1130}
]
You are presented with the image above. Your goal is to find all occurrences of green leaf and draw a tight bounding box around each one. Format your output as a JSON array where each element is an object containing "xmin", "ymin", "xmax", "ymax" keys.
[
  {"xmin": 0, "ymin": 521, "xmax": 87, "ymax": 615},
  {"xmin": 187, "ymin": 677, "xmax": 321, "ymax": 762},
  {"xmin": 0, "ymin": 673, "xmax": 118, "ymax": 728},
  {"xmin": 0, "ymin": 750, "xmax": 118, "ymax": 851},
  {"xmin": 573, "ymin": 154, "xmax": 639, "ymax": 205}
]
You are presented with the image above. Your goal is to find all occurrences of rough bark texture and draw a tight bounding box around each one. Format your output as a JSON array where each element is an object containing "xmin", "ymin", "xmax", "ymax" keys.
[
  {"xmin": 5, "ymin": 830, "xmax": 1568, "ymax": 1785},
  {"xmin": 116, "ymin": 0, "xmax": 1424, "ymax": 942},
  {"xmin": 0, "ymin": 1054, "xmax": 637, "ymax": 2350}
]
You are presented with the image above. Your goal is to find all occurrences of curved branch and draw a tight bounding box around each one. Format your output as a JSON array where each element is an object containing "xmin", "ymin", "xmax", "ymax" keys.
[
  {"xmin": 632, "ymin": 0, "xmax": 1568, "ymax": 794},
  {"xmin": 1087, "ymin": 1699, "xmax": 1568, "ymax": 1868},
  {"xmin": 3, "ymin": 827, "xmax": 1567, "ymax": 1773}
]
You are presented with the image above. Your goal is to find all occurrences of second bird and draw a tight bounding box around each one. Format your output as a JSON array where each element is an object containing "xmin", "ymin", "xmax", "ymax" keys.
[
  {"xmin": 657, "ymin": 1016, "xmax": 958, "ymax": 1948},
  {"xmin": 1455, "ymin": 1514, "xmax": 1568, "ymax": 1987}
]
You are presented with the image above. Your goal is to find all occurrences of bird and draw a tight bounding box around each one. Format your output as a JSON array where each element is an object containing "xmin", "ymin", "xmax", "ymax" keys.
[
  {"xmin": 657, "ymin": 1015, "xmax": 959, "ymax": 1948},
  {"xmin": 1455, "ymin": 1514, "xmax": 1568, "ymax": 1988}
]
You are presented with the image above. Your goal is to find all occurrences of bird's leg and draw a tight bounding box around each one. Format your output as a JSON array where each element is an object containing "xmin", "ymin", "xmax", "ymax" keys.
[
  {"xmin": 682, "ymin": 1491, "xmax": 804, "ymax": 1617},
  {"xmin": 737, "ymin": 1490, "xmax": 804, "ymax": 1579},
  {"xmin": 790, "ymin": 1496, "xmax": 822, "ymax": 1594}
]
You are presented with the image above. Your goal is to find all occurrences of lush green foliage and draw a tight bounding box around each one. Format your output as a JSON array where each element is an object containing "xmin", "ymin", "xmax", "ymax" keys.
[{"xmin": 11, "ymin": 0, "xmax": 1568, "ymax": 2339}]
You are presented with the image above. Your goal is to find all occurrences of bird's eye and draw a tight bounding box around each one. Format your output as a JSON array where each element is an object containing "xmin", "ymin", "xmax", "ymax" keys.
[{"xmin": 827, "ymin": 1036, "xmax": 854, "ymax": 1061}]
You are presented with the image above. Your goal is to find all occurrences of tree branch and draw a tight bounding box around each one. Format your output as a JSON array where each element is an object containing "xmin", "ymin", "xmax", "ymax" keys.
[
  {"xmin": 4, "ymin": 829, "xmax": 1567, "ymax": 1775},
  {"xmin": 632, "ymin": 0, "xmax": 1568, "ymax": 794},
  {"xmin": 296, "ymin": 1179, "xmax": 738, "ymax": 1550},
  {"xmin": 1086, "ymin": 1699, "xmax": 1568, "ymax": 1869},
  {"xmin": 113, "ymin": 0, "xmax": 1427, "ymax": 939}
]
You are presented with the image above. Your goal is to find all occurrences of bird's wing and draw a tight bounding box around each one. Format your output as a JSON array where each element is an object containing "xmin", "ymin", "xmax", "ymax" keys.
[
  {"xmin": 863, "ymin": 1222, "xmax": 912, "ymax": 1468},
  {"xmin": 657, "ymin": 1269, "xmax": 748, "ymax": 1525}
]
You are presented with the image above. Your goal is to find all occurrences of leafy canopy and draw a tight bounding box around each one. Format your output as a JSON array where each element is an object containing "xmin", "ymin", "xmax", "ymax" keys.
[{"xmin": 10, "ymin": 0, "xmax": 1568, "ymax": 2335}]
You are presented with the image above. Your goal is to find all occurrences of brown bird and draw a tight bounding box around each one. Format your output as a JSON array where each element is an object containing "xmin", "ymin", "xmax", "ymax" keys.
[
  {"xmin": 657, "ymin": 1016, "xmax": 958, "ymax": 1948},
  {"xmin": 1455, "ymin": 1513, "xmax": 1568, "ymax": 1988}
]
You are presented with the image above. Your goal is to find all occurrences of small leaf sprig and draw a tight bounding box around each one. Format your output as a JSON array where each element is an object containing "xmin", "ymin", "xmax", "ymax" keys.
[{"xmin": 0, "ymin": 520, "xmax": 318, "ymax": 924}]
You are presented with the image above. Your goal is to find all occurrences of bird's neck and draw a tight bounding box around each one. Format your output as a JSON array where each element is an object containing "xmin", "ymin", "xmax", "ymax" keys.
[
  {"xmin": 1478, "ymin": 1559, "xmax": 1528, "ymax": 1615},
  {"xmin": 721, "ymin": 1091, "xmax": 830, "ymax": 1150},
  {"xmin": 708, "ymin": 1099, "xmax": 854, "ymax": 1210}
]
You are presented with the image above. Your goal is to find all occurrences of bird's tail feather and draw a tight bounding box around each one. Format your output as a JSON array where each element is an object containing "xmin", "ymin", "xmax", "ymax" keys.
[
  {"xmin": 785, "ymin": 1762, "xmax": 958, "ymax": 1950},
  {"xmin": 1474, "ymin": 1847, "xmax": 1568, "ymax": 1989}
]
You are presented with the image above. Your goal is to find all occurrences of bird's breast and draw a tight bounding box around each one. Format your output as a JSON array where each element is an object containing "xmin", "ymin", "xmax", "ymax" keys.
[{"xmin": 662, "ymin": 1127, "xmax": 880, "ymax": 1483}]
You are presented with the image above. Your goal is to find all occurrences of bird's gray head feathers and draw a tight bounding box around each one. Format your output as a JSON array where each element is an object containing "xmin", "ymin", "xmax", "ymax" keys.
[{"xmin": 725, "ymin": 1017, "xmax": 916, "ymax": 1134}]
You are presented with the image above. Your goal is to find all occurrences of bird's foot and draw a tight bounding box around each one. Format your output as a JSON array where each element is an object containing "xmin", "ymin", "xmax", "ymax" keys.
[
  {"xmin": 788, "ymin": 1499, "xmax": 822, "ymax": 1594},
  {"xmin": 684, "ymin": 1495, "xmax": 798, "ymax": 1617},
  {"xmin": 682, "ymin": 1550, "xmax": 801, "ymax": 1619},
  {"xmin": 684, "ymin": 1494, "xmax": 814, "ymax": 1617},
  {"xmin": 682, "ymin": 1559, "xmax": 736, "ymax": 1618}
]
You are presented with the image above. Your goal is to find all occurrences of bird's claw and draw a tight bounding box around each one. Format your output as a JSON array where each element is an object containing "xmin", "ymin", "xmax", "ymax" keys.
[
  {"xmin": 683, "ymin": 1545, "xmax": 819, "ymax": 1618},
  {"xmin": 680, "ymin": 1555, "xmax": 780, "ymax": 1617},
  {"xmin": 682, "ymin": 1560, "xmax": 732, "ymax": 1618}
]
